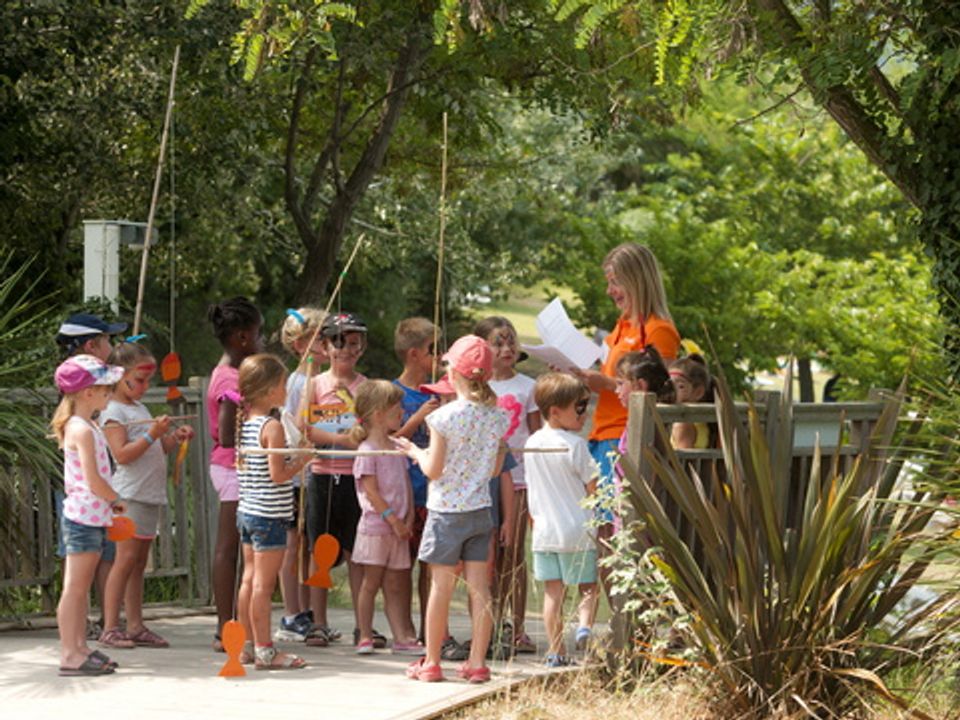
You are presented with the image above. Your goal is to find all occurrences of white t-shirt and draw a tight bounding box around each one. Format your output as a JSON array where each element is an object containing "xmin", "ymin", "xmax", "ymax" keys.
[
  {"xmin": 489, "ymin": 373, "xmax": 537, "ymax": 488},
  {"xmin": 425, "ymin": 399, "xmax": 509, "ymax": 513},
  {"xmin": 99, "ymin": 399, "xmax": 168, "ymax": 505},
  {"xmin": 524, "ymin": 425, "xmax": 599, "ymax": 552}
]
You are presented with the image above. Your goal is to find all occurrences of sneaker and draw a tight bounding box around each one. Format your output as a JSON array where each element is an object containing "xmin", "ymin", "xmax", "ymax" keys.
[
  {"xmin": 355, "ymin": 639, "xmax": 375, "ymax": 655},
  {"xmin": 544, "ymin": 653, "xmax": 576, "ymax": 668},
  {"xmin": 274, "ymin": 611, "xmax": 313, "ymax": 642},
  {"xmin": 392, "ymin": 640, "xmax": 426, "ymax": 656},
  {"xmin": 575, "ymin": 626, "xmax": 592, "ymax": 651},
  {"xmin": 441, "ymin": 637, "xmax": 470, "ymax": 661}
]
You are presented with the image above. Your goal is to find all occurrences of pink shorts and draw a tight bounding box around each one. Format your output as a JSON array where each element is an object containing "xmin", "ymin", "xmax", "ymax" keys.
[
  {"xmin": 210, "ymin": 464, "xmax": 239, "ymax": 503},
  {"xmin": 352, "ymin": 532, "xmax": 411, "ymax": 570}
]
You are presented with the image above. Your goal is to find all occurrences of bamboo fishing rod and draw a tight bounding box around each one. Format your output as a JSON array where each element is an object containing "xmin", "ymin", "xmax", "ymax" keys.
[{"xmin": 239, "ymin": 447, "xmax": 570, "ymax": 457}]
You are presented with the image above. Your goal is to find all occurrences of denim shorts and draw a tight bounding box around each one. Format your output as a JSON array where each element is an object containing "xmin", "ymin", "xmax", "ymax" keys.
[
  {"xmin": 56, "ymin": 489, "xmax": 116, "ymax": 561},
  {"xmin": 589, "ymin": 438, "xmax": 620, "ymax": 524},
  {"xmin": 61, "ymin": 516, "xmax": 109, "ymax": 556},
  {"xmin": 418, "ymin": 508, "xmax": 493, "ymax": 566},
  {"xmin": 533, "ymin": 549, "xmax": 598, "ymax": 585},
  {"xmin": 237, "ymin": 511, "xmax": 288, "ymax": 552}
]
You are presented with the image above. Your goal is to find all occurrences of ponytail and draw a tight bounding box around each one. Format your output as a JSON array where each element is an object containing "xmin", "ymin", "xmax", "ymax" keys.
[
  {"xmin": 464, "ymin": 378, "xmax": 497, "ymax": 407},
  {"xmin": 50, "ymin": 394, "xmax": 77, "ymax": 447},
  {"xmin": 349, "ymin": 380, "xmax": 404, "ymax": 445}
]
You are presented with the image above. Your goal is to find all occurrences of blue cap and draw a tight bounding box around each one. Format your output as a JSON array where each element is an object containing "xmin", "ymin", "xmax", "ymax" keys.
[{"xmin": 56, "ymin": 313, "xmax": 128, "ymax": 345}]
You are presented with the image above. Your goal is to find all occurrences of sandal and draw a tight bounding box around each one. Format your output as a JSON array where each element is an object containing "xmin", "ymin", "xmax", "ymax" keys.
[
  {"xmin": 254, "ymin": 645, "xmax": 307, "ymax": 670},
  {"xmin": 304, "ymin": 626, "xmax": 329, "ymax": 647},
  {"xmin": 99, "ymin": 628, "xmax": 135, "ymax": 649},
  {"xmin": 59, "ymin": 655, "xmax": 116, "ymax": 676},
  {"xmin": 457, "ymin": 662, "xmax": 491, "ymax": 683},
  {"xmin": 127, "ymin": 626, "xmax": 169, "ymax": 648},
  {"xmin": 239, "ymin": 641, "xmax": 255, "ymax": 665},
  {"xmin": 88, "ymin": 650, "xmax": 118, "ymax": 670},
  {"xmin": 441, "ymin": 637, "xmax": 469, "ymax": 661},
  {"xmin": 406, "ymin": 657, "xmax": 444, "ymax": 682},
  {"xmin": 514, "ymin": 631, "xmax": 536, "ymax": 654}
]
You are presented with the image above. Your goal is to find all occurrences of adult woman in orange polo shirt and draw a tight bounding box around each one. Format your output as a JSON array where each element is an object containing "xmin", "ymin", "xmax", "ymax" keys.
[{"xmin": 576, "ymin": 243, "xmax": 680, "ymax": 523}]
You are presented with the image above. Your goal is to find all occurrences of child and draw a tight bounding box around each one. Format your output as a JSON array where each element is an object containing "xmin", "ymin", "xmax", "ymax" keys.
[
  {"xmin": 474, "ymin": 316, "xmax": 540, "ymax": 654},
  {"xmin": 395, "ymin": 335, "xmax": 509, "ymax": 684},
  {"xmin": 98, "ymin": 342, "xmax": 194, "ymax": 649},
  {"xmin": 525, "ymin": 372, "xmax": 600, "ymax": 667},
  {"xmin": 274, "ymin": 306, "xmax": 327, "ymax": 643},
  {"xmin": 206, "ymin": 296, "xmax": 263, "ymax": 650},
  {"xmin": 392, "ymin": 317, "xmax": 440, "ymax": 640},
  {"xmin": 668, "ymin": 354, "xmax": 714, "ymax": 449},
  {"xmin": 50, "ymin": 354, "xmax": 125, "ymax": 675},
  {"xmin": 304, "ymin": 311, "xmax": 368, "ymax": 646},
  {"xmin": 235, "ymin": 353, "xmax": 311, "ymax": 670},
  {"xmin": 54, "ymin": 312, "xmax": 127, "ymax": 640},
  {"xmin": 349, "ymin": 380, "xmax": 423, "ymax": 655}
]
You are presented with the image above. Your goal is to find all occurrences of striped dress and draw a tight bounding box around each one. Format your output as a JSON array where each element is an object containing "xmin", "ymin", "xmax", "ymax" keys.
[{"xmin": 238, "ymin": 415, "xmax": 293, "ymax": 520}]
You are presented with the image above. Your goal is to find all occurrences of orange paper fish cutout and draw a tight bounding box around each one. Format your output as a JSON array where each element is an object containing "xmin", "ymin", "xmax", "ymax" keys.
[
  {"xmin": 305, "ymin": 534, "xmax": 340, "ymax": 588},
  {"xmin": 172, "ymin": 439, "xmax": 189, "ymax": 486},
  {"xmin": 106, "ymin": 516, "xmax": 136, "ymax": 542},
  {"xmin": 218, "ymin": 620, "xmax": 246, "ymax": 678},
  {"xmin": 161, "ymin": 351, "xmax": 182, "ymax": 402}
]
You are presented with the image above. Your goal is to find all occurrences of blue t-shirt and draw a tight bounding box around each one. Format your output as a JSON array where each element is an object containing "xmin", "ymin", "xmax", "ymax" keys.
[{"xmin": 393, "ymin": 380, "xmax": 431, "ymax": 508}]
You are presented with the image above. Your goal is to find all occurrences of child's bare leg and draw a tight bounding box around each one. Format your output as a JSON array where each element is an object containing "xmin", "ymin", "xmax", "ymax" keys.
[
  {"xmin": 122, "ymin": 539, "xmax": 152, "ymax": 634},
  {"xmin": 93, "ymin": 557, "xmax": 112, "ymax": 626},
  {"xmin": 251, "ymin": 548, "xmax": 284, "ymax": 646},
  {"xmin": 309, "ymin": 571, "xmax": 328, "ymax": 627},
  {"xmin": 356, "ymin": 563, "xmax": 385, "ymax": 644},
  {"xmin": 279, "ymin": 528, "xmax": 300, "ymax": 616},
  {"xmin": 212, "ymin": 500, "xmax": 239, "ymax": 636},
  {"xmin": 511, "ymin": 490, "xmax": 530, "ymax": 636},
  {"xmin": 462, "ymin": 560, "xmax": 493, "ymax": 669},
  {"xmin": 58, "ymin": 552, "xmax": 99, "ymax": 667},
  {"xmin": 424, "ymin": 564, "xmax": 457, "ymax": 666},
  {"xmin": 383, "ymin": 568, "xmax": 417, "ymax": 643},
  {"xmin": 344, "ymin": 550, "xmax": 363, "ymax": 630},
  {"xmin": 236, "ymin": 544, "xmax": 255, "ymax": 644},
  {"xmin": 543, "ymin": 580, "xmax": 566, "ymax": 656},
  {"xmin": 577, "ymin": 582, "xmax": 598, "ymax": 632},
  {"xmin": 102, "ymin": 541, "xmax": 137, "ymax": 631}
]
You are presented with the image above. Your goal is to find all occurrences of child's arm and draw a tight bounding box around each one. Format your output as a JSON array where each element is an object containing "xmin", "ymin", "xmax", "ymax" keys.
[
  {"xmin": 218, "ymin": 399, "xmax": 238, "ymax": 449},
  {"xmin": 403, "ymin": 468, "xmax": 414, "ymax": 531},
  {"xmin": 102, "ymin": 415, "xmax": 172, "ymax": 465},
  {"xmin": 396, "ymin": 396, "xmax": 440, "ymax": 439},
  {"xmin": 498, "ymin": 471, "xmax": 515, "ymax": 547},
  {"xmin": 585, "ymin": 475, "xmax": 598, "ymax": 496},
  {"xmin": 161, "ymin": 424, "xmax": 194, "ymax": 454},
  {"xmin": 263, "ymin": 418, "xmax": 310, "ymax": 484},
  {"xmin": 393, "ymin": 429, "xmax": 447, "ymax": 481},
  {"xmin": 69, "ymin": 423, "xmax": 121, "ymax": 505},
  {"xmin": 360, "ymin": 475, "xmax": 411, "ymax": 540},
  {"xmin": 671, "ymin": 422, "xmax": 696, "ymax": 450}
]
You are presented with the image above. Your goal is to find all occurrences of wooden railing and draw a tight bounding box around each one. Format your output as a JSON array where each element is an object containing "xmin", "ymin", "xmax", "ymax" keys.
[{"xmin": 0, "ymin": 380, "xmax": 216, "ymax": 620}]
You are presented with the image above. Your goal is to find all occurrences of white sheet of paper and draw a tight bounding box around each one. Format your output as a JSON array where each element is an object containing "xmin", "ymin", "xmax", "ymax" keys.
[{"xmin": 520, "ymin": 298, "xmax": 602, "ymax": 370}]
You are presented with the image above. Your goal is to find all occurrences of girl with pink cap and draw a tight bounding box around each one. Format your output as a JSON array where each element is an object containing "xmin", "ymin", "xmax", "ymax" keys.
[
  {"xmin": 394, "ymin": 335, "xmax": 510, "ymax": 684},
  {"xmin": 49, "ymin": 354, "xmax": 126, "ymax": 676}
]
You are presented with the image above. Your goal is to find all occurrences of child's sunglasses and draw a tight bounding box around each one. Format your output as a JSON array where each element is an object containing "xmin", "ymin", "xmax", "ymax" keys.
[{"xmin": 575, "ymin": 398, "xmax": 589, "ymax": 415}]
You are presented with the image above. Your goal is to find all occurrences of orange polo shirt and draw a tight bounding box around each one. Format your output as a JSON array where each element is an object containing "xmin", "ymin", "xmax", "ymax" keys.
[{"xmin": 589, "ymin": 314, "xmax": 680, "ymax": 442}]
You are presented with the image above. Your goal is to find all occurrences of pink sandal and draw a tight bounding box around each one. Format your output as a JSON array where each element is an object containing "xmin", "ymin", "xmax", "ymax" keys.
[
  {"xmin": 98, "ymin": 628, "xmax": 135, "ymax": 649},
  {"xmin": 406, "ymin": 657, "xmax": 444, "ymax": 682},
  {"xmin": 457, "ymin": 662, "xmax": 491, "ymax": 683}
]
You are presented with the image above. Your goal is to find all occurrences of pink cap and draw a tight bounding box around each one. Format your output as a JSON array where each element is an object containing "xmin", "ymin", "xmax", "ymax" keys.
[
  {"xmin": 55, "ymin": 354, "xmax": 124, "ymax": 394},
  {"xmin": 442, "ymin": 335, "xmax": 492, "ymax": 382},
  {"xmin": 419, "ymin": 375, "xmax": 455, "ymax": 396}
]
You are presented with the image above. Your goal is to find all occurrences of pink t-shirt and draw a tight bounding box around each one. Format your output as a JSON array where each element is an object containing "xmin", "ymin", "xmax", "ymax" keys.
[
  {"xmin": 353, "ymin": 440, "xmax": 411, "ymax": 535},
  {"xmin": 309, "ymin": 371, "xmax": 366, "ymax": 476},
  {"xmin": 63, "ymin": 417, "xmax": 115, "ymax": 527},
  {"xmin": 207, "ymin": 363, "xmax": 240, "ymax": 468}
]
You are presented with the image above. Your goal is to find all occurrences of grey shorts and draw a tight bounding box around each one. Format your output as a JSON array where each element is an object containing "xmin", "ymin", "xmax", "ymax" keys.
[
  {"xmin": 418, "ymin": 508, "xmax": 493, "ymax": 566},
  {"xmin": 124, "ymin": 499, "xmax": 162, "ymax": 539}
]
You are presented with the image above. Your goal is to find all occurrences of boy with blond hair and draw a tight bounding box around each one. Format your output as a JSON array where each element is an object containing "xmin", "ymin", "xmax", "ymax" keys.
[
  {"xmin": 393, "ymin": 317, "xmax": 440, "ymax": 641},
  {"xmin": 525, "ymin": 372, "xmax": 600, "ymax": 667}
]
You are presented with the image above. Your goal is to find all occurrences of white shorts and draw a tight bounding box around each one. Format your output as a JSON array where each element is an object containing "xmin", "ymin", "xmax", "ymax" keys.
[{"xmin": 210, "ymin": 464, "xmax": 239, "ymax": 503}]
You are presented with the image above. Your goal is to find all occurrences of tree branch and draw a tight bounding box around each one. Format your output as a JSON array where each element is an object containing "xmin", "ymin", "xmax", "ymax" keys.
[
  {"xmin": 753, "ymin": 0, "xmax": 922, "ymax": 208},
  {"xmin": 285, "ymin": 45, "xmax": 321, "ymax": 247}
]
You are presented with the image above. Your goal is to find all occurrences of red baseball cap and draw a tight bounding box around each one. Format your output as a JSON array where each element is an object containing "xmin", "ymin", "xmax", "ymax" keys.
[
  {"xmin": 419, "ymin": 375, "xmax": 455, "ymax": 396},
  {"xmin": 442, "ymin": 335, "xmax": 492, "ymax": 382}
]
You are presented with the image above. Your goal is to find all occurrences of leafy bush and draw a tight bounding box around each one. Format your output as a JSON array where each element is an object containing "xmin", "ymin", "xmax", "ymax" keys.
[{"xmin": 614, "ymin": 375, "xmax": 959, "ymax": 717}]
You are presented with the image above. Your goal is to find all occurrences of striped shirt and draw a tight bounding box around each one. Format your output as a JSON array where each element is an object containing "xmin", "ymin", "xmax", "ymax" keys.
[{"xmin": 238, "ymin": 415, "xmax": 293, "ymax": 520}]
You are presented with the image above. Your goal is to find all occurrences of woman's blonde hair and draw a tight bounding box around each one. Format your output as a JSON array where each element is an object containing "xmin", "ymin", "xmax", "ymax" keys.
[
  {"xmin": 280, "ymin": 307, "xmax": 326, "ymax": 354},
  {"xmin": 50, "ymin": 394, "xmax": 78, "ymax": 447},
  {"xmin": 348, "ymin": 380, "xmax": 404, "ymax": 444},
  {"xmin": 603, "ymin": 243, "xmax": 672, "ymax": 321}
]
